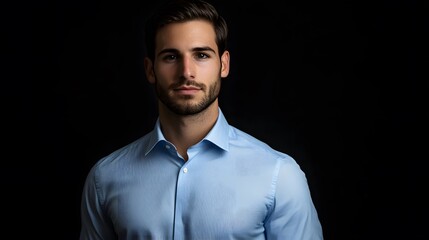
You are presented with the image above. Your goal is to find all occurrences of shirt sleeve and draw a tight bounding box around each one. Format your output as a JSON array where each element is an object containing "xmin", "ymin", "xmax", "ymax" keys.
[
  {"xmin": 264, "ymin": 158, "xmax": 323, "ymax": 239},
  {"xmin": 79, "ymin": 166, "xmax": 116, "ymax": 240}
]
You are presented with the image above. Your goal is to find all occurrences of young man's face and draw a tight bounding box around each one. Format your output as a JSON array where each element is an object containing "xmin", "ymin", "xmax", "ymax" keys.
[{"xmin": 145, "ymin": 20, "xmax": 230, "ymax": 115}]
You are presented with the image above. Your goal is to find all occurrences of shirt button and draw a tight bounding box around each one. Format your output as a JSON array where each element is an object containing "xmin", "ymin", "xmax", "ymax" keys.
[
  {"xmin": 183, "ymin": 168, "xmax": 188, "ymax": 173},
  {"xmin": 165, "ymin": 145, "xmax": 170, "ymax": 149}
]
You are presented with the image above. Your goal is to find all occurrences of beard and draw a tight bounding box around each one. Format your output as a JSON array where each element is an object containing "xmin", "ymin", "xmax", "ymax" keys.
[{"xmin": 154, "ymin": 76, "xmax": 221, "ymax": 116}]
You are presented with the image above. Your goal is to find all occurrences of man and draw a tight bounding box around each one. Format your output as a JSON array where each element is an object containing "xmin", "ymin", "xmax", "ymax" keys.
[{"xmin": 80, "ymin": 0, "xmax": 323, "ymax": 239}]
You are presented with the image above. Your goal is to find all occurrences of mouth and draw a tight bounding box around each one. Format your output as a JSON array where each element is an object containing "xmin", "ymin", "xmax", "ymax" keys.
[{"xmin": 174, "ymin": 85, "xmax": 202, "ymax": 95}]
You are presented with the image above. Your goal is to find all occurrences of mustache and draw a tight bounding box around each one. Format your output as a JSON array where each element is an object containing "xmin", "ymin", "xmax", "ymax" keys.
[{"xmin": 171, "ymin": 80, "xmax": 206, "ymax": 90}]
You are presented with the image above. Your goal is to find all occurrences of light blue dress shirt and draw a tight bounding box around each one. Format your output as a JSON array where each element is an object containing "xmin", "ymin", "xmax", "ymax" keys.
[{"xmin": 80, "ymin": 109, "xmax": 323, "ymax": 239}]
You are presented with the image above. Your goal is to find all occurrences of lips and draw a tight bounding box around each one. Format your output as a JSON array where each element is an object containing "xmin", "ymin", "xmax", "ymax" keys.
[
  {"xmin": 174, "ymin": 85, "xmax": 201, "ymax": 95},
  {"xmin": 176, "ymin": 86, "xmax": 200, "ymax": 90}
]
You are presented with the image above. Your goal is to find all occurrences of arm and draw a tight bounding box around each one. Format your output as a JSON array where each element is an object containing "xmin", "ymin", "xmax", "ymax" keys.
[
  {"xmin": 264, "ymin": 159, "xmax": 323, "ymax": 240},
  {"xmin": 79, "ymin": 166, "xmax": 116, "ymax": 240}
]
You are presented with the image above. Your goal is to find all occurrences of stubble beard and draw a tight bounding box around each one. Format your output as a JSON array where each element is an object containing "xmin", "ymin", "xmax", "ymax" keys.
[{"xmin": 154, "ymin": 77, "xmax": 221, "ymax": 116}]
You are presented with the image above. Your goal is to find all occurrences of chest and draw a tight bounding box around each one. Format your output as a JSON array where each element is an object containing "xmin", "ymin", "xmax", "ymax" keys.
[{"xmin": 104, "ymin": 158, "xmax": 274, "ymax": 239}]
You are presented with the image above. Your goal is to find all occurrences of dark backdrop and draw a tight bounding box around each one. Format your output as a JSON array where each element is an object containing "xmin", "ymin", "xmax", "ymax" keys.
[{"xmin": 2, "ymin": 0, "xmax": 426, "ymax": 239}]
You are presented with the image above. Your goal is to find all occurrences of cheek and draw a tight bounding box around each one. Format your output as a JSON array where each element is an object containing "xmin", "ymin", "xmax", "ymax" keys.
[
  {"xmin": 200, "ymin": 63, "xmax": 222, "ymax": 78},
  {"xmin": 154, "ymin": 65, "xmax": 176, "ymax": 83}
]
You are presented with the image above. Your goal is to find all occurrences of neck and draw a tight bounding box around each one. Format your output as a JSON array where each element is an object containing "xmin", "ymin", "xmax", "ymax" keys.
[{"xmin": 158, "ymin": 101, "xmax": 219, "ymax": 160}]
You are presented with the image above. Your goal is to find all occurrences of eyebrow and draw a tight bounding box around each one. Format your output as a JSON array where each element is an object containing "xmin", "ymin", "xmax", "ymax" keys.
[{"xmin": 157, "ymin": 46, "xmax": 216, "ymax": 57}]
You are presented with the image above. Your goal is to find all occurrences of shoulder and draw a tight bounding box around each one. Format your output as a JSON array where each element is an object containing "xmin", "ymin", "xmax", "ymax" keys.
[
  {"xmin": 228, "ymin": 126, "xmax": 295, "ymax": 164},
  {"xmin": 228, "ymin": 125, "xmax": 311, "ymax": 199},
  {"xmin": 229, "ymin": 126, "xmax": 290, "ymax": 158},
  {"xmin": 89, "ymin": 132, "xmax": 151, "ymax": 176}
]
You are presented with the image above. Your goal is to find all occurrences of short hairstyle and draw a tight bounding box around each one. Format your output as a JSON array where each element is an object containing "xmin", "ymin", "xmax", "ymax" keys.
[{"xmin": 144, "ymin": 0, "xmax": 228, "ymax": 61}]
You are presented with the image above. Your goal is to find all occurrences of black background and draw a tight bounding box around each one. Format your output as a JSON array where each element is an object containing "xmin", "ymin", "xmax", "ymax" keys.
[{"xmin": 2, "ymin": 0, "xmax": 427, "ymax": 239}]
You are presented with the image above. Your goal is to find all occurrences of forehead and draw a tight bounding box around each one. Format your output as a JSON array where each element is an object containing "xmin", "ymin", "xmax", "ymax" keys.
[{"xmin": 155, "ymin": 20, "xmax": 218, "ymax": 52}]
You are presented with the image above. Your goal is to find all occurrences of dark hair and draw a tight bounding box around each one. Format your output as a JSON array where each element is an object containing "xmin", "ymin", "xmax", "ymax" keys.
[{"xmin": 144, "ymin": 0, "xmax": 228, "ymax": 61}]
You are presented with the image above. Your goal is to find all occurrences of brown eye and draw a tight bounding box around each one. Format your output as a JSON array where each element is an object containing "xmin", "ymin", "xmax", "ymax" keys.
[
  {"xmin": 197, "ymin": 53, "xmax": 209, "ymax": 59},
  {"xmin": 162, "ymin": 54, "xmax": 178, "ymax": 62},
  {"xmin": 166, "ymin": 55, "xmax": 177, "ymax": 60}
]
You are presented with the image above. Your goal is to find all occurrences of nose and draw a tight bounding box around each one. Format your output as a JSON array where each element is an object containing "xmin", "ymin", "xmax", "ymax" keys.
[{"xmin": 180, "ymin": 55, "xmax": 195, "ymax": 79}]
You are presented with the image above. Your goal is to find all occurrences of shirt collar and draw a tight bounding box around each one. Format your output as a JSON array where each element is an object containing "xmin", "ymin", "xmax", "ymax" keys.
[
  {"xmin": 144, "ymin": 108, "xmax": 230, "ymax": 155},
  {"xmin": 203, "ymin": 108, "xmax": 230, "ymax": 152},
  {"xmin": 144, "ymin": 119, "xmax": 166, "ymax": 156}
]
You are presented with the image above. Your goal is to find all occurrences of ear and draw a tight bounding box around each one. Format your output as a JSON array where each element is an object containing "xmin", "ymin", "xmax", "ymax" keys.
[
  {"xmin": 144, "ymin": 57, "xmax": 156, "ymax": 84},
  {"xmin": 220, "ymin": 50, "xmax": 230, "ymax": 78}
]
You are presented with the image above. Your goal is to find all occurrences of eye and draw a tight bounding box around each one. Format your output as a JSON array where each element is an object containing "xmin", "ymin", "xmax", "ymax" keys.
[
  {"xmin": 162, "ymin": 54, "xmax": 177, "ymax": 62},
  {"xmin": 197, "ymin": 52, "xmax": 209, "ymax": 59}
]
